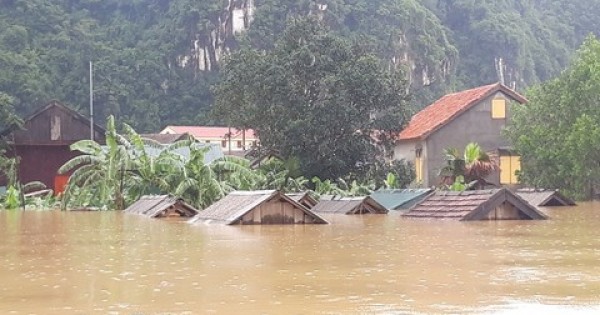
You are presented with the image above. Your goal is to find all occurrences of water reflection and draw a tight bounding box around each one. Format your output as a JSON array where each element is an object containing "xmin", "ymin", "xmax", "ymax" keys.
[{"xmin": 1, "ymin": 203, "xmax": 600, "ymax": 314}]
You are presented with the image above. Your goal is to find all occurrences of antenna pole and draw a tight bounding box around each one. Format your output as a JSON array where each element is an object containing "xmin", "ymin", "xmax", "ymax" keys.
[{"xmin": 90, "ymin": 61, "xmax": 94, "ymax": 141}]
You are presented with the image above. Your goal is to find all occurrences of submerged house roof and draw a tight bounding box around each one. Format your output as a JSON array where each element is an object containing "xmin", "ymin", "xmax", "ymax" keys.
[
  {"xmin": 189, "ymin": 190, "xmax": 328, "ymax": 225},
  {"xmin": 397, "ymin": 83, "xmax": 527, "ymax": 141},
  {"xmin": 312, "ymin": 195, "xmax": 389, "ymax": 215},
  {"xmin": 140, "ymin": 133, "xmax": 192, "ymax": 144},
  {"xmin": 287, "ymin": 192, "xmax": 318, "ymax": 209},
  {"xmin": 403, "ymin": 188, "xmax": 547, "ymax": 221},
  {"xmin": 370, "ymin": 189, "xmax": 434, "ymax": 210},
  {"xmin": 516, "ymin": 189, "xmax": 576, "ymax": 207},
  {"xmin": 124, "ymin": 195, "xmax": 199, "ymax": 218}
]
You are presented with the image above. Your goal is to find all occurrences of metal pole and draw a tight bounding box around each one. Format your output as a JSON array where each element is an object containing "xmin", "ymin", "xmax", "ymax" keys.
[{"xmin": 90, "ymin": 61, "xmax": 94, "ymax": 141}]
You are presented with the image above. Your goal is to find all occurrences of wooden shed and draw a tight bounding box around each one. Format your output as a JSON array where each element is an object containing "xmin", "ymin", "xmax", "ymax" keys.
[
  {"xmin": 124, "ymin": 195, "xmax": 199, "ymax": 218},
  {"xmin": 403, "ymin": 188, "xmax": 547, "ymax": 221},
  {"xmin": 287, "ymin": 191, "xmax": 318, "ymax": 209},
  {"xmin": 189, "ymin": 190, "xmax": 328, "ymax": 225},
  {"xmin": 516, "ymin": 189, "xmax": 576, "ymax": 207},
  {"xmin": 370, "ymin": 188, "xmax": 434, "ymax": 211},
  {"xmin": 0, "ymin": 101, "xmax": 105, "ymax": 194},
  {"xmin": 312, "ymin": 195, "xmax": 389, "ymax": 215}
]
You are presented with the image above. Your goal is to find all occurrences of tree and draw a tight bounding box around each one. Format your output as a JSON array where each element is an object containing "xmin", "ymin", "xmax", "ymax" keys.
[
  {"xmin": 214, "ymin": 17, "xmax": 410, "ymax": 180},
  {"xmin": 439, "ymin": 142, "xmax": 498, "ymax": 190},
  {"xmin": 506, "ymin": 36, "xmax": 600, "ymax": 199}
]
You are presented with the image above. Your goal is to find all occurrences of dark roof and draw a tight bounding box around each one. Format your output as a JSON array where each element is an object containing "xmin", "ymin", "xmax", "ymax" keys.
[
  {"xmin": 516, "ymin": 189, "xmax": 576, "ymax": 207},
  {"xmin": 370, "ymin": 189, "xmax": 434, "ymax": 210},
  {"xmin": 188, "ymin": 190, "xmax": 328, "ymax": 225},
  {"xmin": 312, "ymin": 195, "xmax": 389, "ymax": 214},
  {"xmin": 287, "ymin": 192, "xmax": 318, "ymax": 208},
  {"xmin": 140, "ymin": 133, "xmax": 191, "ymax": 144},
  {"xmin": 398, "ymin": 83, "xmax": 527, "ymax": 141},
  {"xmin": 403, "ymin": 189, "xmax": 547, "ymax": 221},
  {"xmin": 124, "ymin": 195, "xmax": 198, "ymax": 218},
  {"xmin": 1, "ymin": 100, "xmax": 105, "ymax": 136}
]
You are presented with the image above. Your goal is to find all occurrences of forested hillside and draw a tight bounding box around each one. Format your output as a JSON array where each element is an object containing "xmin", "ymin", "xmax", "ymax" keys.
[{"xmin": 0, "ymin": 0, "xmax": 599, "ymax": 131}]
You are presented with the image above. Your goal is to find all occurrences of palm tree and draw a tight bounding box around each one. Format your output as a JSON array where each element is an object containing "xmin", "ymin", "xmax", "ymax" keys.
[{"xmin": 440, "ymin": 142, "xmax": 498, "ymax": 190}]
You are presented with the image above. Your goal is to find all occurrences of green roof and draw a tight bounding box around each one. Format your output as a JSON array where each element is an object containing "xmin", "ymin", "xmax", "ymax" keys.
[{"xmin": 370, "ymin": 189, "xmax": 433, "ymax": 210}]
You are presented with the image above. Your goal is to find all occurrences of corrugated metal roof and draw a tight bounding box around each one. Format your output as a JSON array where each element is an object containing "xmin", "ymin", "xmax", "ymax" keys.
[
  {"xmin": 136, "ymin": 142, "xmax": 223, "ymax": 165},
  {"xmin": 403, "ymin": 189, "xmax": 547, "ymax": 221},
  {"xmin": 140, "ymin": 133, "xmax": 190, "ymax": 144},
  {"xmin": 189, "ymin": 190, "xmax": 328, "ymax": 225},
  {"xmin": 312, "ymin": 196, "xmax": 388, "ymax": 214},
  {"xmin": 370, "ymin": 189, "xmax": 433, "ymax": 210},
  {"xmin": 124, "ymin": 195, "xmax": 198, "ymax": 218}
]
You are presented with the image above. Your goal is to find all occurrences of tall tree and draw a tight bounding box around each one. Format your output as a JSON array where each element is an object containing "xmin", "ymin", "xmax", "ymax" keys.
[
  {"xmin": 506, "ymin": 36, "xmax": 600, "ymax": 199},
  {"xmin": 214, "ymin": 17, "xmax": 410, "ymax": 179}
]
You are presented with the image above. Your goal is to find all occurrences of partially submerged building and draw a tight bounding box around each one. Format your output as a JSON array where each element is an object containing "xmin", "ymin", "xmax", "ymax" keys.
[
  {"xmin": 370, "ymin": 189, "xmax": 434, "ymax": 211},
  {"xmin": 516, "ymin": 189, "xmax": 576, "ymax": 208},
  {"xmin": 312, "ymin": 195, "xmax": 389, "ymax": 215},
  {"xmin": 394, "ymin": 83, "xmax": 527, "ymax": 187},
  {"xmin": 403, "ymin": 188, "xmax": 547, "ymax": 221},
  {"xmin": 0, "ymin": 101, "xmax": 105, "ymax": 194},
  {"xmin": 124, "ymin": 195, "xmax": 199, "ymax": 218},
  {"xmin": 287, "ymin": 191, "xmax": 318, "ymax": 209},
  {"xmin": 189, "ymin": 190, "xmax": 328, "ymax": 225}
]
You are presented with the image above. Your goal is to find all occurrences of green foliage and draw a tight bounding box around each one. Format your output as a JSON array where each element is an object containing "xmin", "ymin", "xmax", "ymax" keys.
[
  {"xmin": 4, "ymin": 186, "xmax": 20, "ymax": 210},
  {"xmin": 214, "ymin": 17, "xmax": 410, "ymax": 180},
  {"xmin": 0, "ymin": 0, "xmax": 598, "ymax": 127},
  {"xmin": 507, "ymin": 36, "xmax": 600, "ymax": 199},
  {"xmin": 440, "ymin": 142, "xmax": 497, "ymax": 189}
]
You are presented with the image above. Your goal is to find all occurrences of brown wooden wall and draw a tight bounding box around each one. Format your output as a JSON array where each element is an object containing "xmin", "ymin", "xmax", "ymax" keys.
[
  {"xmin": 10, "ymin": 104, "xmax": 104, "ymax": 145},
  {"xmin": 483, "ymin": 202, "xmax": 521, "ymax": 220},
  {"xmin": 239, "ymin": 199, "xmax": 317, "ymax": 224},
  {"xmin": 0, "ymin": 145, "xmax": 79, "ymax": 192}
]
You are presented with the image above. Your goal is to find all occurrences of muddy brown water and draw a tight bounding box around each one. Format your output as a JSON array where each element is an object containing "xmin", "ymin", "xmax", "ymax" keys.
[{"xmin": 1, "ymin": 203, "xmax": 600, "ymax": 314}]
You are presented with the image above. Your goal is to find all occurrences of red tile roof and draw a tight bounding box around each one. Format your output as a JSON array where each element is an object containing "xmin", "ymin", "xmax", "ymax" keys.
[
  {"xmin": 397, "ymin": 83, "xmax": 527, "ymax": 141},
  {"xmin": 161, "ymin": 126, "xmax": 256, "ymax": 139}
]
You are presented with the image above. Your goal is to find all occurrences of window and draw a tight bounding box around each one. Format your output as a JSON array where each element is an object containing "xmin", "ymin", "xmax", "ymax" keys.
[
  {"xmin": 415, "ymin": 148, "xmax": 423, "ymax": 182},
  {"xmin": 237, "ymin": 140, "xmax": 243, "ymax": 148},
  {"xmin": 221, "ymin": 140, "xmax": 227, "ymax": 148},
  {"xmin": 492, "ymin": 99, "xmax": 506, "ymax": 119},
  {"xmin": 205, "ymin": 140, "xmax": 210, "ymax": 144},
  {"xmin": 500, "ymin": 155, "xmax": 521, "ymax": 184}
]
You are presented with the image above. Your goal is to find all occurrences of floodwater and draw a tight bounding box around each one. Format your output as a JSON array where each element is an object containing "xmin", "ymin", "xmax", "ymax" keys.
[{"xmin": 1, "ymin": 204, "xmax": 600, "ymax": 314}]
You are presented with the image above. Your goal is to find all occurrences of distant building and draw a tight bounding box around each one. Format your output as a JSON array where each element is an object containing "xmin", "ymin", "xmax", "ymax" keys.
[
  {"xmin": 160, "ymin": 126, "xmax": 257, "ymax": 154},
  {"xmin": 0, "ymin": 101, "xmax": 105, "ymax": 194},
  {"xmin": 394, "ymin": 83, "xmax": 527, "ymax": 187}
]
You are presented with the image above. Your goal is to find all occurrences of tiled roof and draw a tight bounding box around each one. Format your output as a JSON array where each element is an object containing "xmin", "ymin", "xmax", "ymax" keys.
[
  {"xmin": 398, "ymin": 83, "xmax": 527, "ymax": 141},
  {"xmin": 516, "ymin": 189, "xmax": 576, "ymax": 207},
  {"xmin": 402, "ymin": 189, "xmax": 547, "ymax": 221},
  {"xmin": 161, "ymin": 126, "xmax": 256, "ymax": 139}
]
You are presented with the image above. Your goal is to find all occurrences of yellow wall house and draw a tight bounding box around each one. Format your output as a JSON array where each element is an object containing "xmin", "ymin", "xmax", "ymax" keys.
[{"xmin": 393, "ymin": 82, "xmax": 527, "ymax": 187}]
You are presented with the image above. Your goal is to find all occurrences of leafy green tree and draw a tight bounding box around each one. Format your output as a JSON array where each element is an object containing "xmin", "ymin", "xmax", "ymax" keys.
[
  {"xmin": 507, "ymin": 36, "xmax": 600, "ymax": 199},
  {"xmin": 439, "ymin": 142, "xmax": 497, "ymax": 190},
  {"xmin": 214, "ymin": 17, "xmax": 410, "ymax": 180}
]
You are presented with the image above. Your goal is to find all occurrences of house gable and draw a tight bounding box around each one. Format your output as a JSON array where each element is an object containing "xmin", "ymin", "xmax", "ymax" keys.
[
  {"xmin": 398, "ymin": 83, "xmax": 526, "ymax": 141},
  {"xmin": 3, "ymin": 100, "xmax": 105, "ymax": 145}
]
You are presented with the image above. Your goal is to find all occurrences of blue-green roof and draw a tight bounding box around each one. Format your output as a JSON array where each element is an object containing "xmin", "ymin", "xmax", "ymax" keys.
[{"xmin": 370, "ymin": 189, "xmax": 433, "ymax": 210}]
